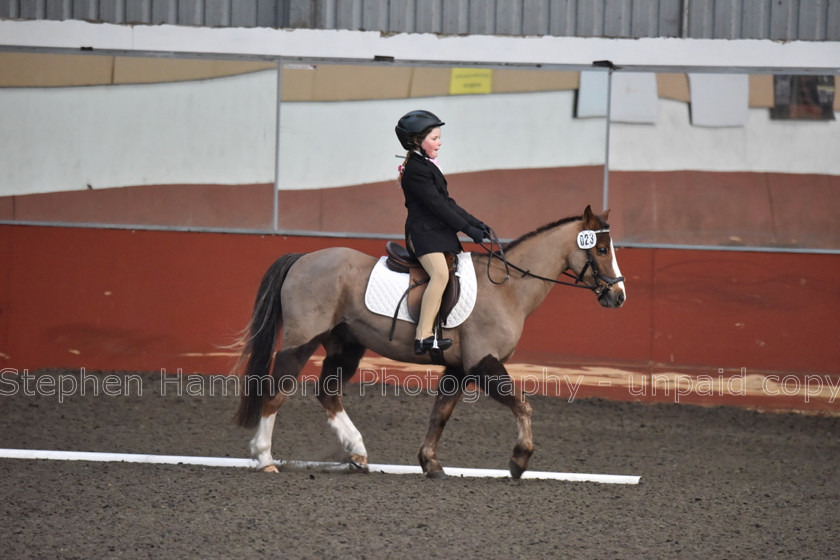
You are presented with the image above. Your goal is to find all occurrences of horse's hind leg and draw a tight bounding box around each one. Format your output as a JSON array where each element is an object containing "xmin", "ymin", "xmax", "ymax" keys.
[
  {"xmin": 251, "ymin": 339, "xmax": 321, "ymax": 472},
  {"xmin": 418, "ymin": 366, "xmax": 464, "ymax": 479},
  {"xmin": 316, "ymin": 332, "xmax": 369, "ymax": 471},
  {"xmin": 473, "ymin": 355, "xmax": 534, "ymax": 479}
]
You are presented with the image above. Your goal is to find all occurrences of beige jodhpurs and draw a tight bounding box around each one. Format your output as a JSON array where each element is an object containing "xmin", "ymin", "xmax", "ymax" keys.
[{"xmin": 415, "ymin": 252, "xmax": 449, "ymax": 340}]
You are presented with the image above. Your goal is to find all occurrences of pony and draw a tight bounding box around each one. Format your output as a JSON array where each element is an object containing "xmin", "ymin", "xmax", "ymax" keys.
[{"xmin": 234, "ymin": 205, "xmax": 626, "ymax": 478}]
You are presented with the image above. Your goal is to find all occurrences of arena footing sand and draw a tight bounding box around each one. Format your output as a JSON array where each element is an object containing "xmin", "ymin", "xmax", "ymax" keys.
[{"xmin": 1, "ymin": 370, "xmax": 837, "ymax": 558}]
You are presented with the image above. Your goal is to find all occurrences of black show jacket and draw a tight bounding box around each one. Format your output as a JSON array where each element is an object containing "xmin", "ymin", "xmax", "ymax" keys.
[{"xmin": 399, "ymin": 151, "xmax": 481, "ymax": 257}]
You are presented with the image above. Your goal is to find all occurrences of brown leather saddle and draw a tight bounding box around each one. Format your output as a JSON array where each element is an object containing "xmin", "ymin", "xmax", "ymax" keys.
[{"xmin": 384, "ymin": 241, "xmax": 461, "ymax": 340}]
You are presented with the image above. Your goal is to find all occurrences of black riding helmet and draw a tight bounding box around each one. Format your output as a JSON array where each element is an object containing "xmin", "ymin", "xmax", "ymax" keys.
[{"xmin": 395, "ymin": 110, "xmax": 445, "ymax": 151}]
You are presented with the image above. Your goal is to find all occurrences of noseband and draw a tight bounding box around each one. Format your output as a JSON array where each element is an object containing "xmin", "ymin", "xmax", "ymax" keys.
[{"xmin": 480, "ymin": 228, "xmax": 625, "ymax": 297}]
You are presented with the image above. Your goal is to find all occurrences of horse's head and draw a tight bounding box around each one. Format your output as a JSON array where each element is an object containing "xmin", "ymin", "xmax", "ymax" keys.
[{"xmin": 569, "ymin": 205, "xmax": 627, "ymax": 308}]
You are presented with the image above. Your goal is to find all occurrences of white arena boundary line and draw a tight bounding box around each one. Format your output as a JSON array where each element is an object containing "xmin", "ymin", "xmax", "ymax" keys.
[{"xmin": 0, "ymin": 448, "xmax": 640, "ymax": 484}]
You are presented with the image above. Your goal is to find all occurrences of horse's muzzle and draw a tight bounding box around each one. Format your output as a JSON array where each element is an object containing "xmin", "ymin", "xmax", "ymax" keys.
[{"xmin": 598, "ymin": 286, "xmax": 626, "ymax": 308}]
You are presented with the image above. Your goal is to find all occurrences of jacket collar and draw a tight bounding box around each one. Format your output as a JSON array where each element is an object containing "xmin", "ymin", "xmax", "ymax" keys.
[{"xmin": 410, "ymin": 150, "xmax": 439, "ymax": 168}]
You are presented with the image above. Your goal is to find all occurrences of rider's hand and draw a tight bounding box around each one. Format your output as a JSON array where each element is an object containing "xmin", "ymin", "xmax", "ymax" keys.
[{"xmin": 464, "ymin": 225, "xmax": 485, "ymax": 244}]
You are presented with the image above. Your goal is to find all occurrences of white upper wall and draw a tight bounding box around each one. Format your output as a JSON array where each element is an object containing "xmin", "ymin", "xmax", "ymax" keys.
[
  {"xmin": 2, "ymin": 69, "xmax": 838, "ymax": 196},
  {"xmin": 283, "ymin": 90, "xmax": 607, "ymax": 191},
  {"xmin": 1, "ymin": 19, "xmax": 838, "ymax": 196},
  {"xmin": 610, "ymin": 100, "xmax": 840, "ymax": 175},
  {"xmin": 0, "ymin": 72, "xmax": 605, "ymax": 195},
  {"xmin": 2, "ymin": 72, "xmax": 277, "ymax": 194}
]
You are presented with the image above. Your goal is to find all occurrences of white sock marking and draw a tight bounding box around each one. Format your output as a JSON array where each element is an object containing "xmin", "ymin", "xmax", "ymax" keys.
[
  {"xmin": 249, "ymin": 413, "xmax": 276, "ymax": 469},
  {"xmin": 328, "ymin": 410, "xmax": 367, "ymax": 458}
]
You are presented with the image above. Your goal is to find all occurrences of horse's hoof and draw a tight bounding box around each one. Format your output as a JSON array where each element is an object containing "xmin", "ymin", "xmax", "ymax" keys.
[
  {"xmin": 425, "ymin": 469, "xmax": 449, "ymax": 480},
  {"xmin": 349, "ymin": 454, "xmax": 369, "ymax": 473},
  {"xmin": 261, "ymin": 464, "xmax": 280, "ymax": 473},
  {"xmin": 508, "ymin": 459, "xmax": 525, "ymax": 480}
]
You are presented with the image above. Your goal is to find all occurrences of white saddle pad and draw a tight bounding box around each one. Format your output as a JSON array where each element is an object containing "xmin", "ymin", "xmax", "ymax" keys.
[{"xmin": 364, "ymin": 252, "xmax": 477, "ymax": 329}]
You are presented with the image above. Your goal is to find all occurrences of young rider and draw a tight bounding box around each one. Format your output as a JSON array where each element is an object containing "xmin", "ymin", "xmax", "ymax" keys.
[{"xmin": 395, "ymin": 110, "xmax": 491, "ymax": 355}]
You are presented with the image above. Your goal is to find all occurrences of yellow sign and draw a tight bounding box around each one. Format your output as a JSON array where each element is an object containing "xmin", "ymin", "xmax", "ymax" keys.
[{"xmin": 449, "ymin": 68, "xmax": 492, "ymax": 95}]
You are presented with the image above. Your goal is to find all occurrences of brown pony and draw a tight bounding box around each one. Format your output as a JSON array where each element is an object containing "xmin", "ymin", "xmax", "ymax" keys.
[{"xmin": 235, "ymin": 205, "xmax": 626, "ymax": 478}]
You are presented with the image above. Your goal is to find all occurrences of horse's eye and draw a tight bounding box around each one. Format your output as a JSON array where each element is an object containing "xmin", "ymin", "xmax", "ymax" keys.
[{"xmin": 597, "ymin": 246, "xmax": 608, "ymax": 256}]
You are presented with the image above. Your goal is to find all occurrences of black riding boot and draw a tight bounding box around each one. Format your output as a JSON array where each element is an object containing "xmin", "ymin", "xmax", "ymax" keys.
[{"xmin": 415, "ymin": 335, "xmax": 452, "ymax": 355}]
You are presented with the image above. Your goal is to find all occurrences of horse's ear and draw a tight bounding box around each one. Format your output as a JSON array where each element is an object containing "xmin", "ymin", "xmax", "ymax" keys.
[
  {"xmin": 582, "ymin": 205, "xmax": 593, "ymax": 222},
  {"xmin": 602, "ymin": 208, "xmax": 611, "ymax": 222}
]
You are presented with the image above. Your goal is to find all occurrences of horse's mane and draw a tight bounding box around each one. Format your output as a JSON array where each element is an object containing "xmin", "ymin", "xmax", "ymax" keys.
[{"xmin": 501, "ymin": 215, "xmax": 583, "ymax": 252}]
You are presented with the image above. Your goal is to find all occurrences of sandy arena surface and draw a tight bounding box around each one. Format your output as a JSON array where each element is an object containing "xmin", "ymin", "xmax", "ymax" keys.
[{"xmin": 1, "ymin": 369, "xmax": 838, "ymax": 559}]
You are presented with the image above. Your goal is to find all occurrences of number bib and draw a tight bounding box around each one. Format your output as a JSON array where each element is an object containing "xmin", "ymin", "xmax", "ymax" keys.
[{"xmin": 577, "ymin": 230, "xmax": 598, "ymax": 250}]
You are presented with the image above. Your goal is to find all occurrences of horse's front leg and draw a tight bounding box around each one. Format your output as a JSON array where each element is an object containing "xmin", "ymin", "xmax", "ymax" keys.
[
  {"xmin": 418, "ymin": 367, "xmax": 464, "ymax": 479},
  {"xmin": 474, "ymin": 355, "xmax": 534, "ymax": 479}
]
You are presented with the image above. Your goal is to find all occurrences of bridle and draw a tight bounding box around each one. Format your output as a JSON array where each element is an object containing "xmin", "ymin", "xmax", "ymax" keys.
[
  {"xmin": 479, "ymin": 228, "xmax": 625, "ymax": 298},
  {"xmin": 571, "ymin": 230, "xmax": 626, "ymax": 297}
]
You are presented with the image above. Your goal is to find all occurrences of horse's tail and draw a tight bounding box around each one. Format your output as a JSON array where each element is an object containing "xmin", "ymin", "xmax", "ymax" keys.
[{"xmin": 234, "ymin": 253, "xmax": 305, "ymax": 429}]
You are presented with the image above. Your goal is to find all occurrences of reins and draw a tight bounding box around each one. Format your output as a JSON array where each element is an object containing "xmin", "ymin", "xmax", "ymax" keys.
[{"xmin": 477, "ymin": 227, "xmax": 624, "ymax": 296}]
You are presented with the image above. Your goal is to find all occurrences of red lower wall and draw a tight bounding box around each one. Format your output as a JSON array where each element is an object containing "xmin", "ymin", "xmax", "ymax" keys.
[
  {"xmin": 1, "ymin": 224, "xmax": 838, "ymax": 384},
  {"xmin": 4, "ymin": 168, "xmax": 840, "ymax": 250}
]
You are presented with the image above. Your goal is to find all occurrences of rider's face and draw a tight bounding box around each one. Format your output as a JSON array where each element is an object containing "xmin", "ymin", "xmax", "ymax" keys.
[{"xmin": 421, "ymin": 127, "xmax": 442, "ymax": 159}]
